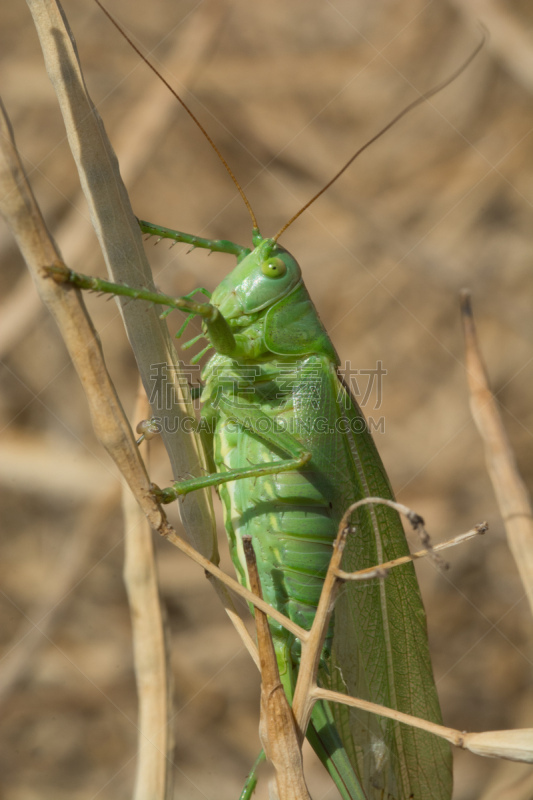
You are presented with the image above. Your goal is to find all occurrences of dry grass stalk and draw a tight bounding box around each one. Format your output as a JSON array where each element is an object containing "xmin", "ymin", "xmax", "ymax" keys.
[
  {"xmin": 338, "ymin": 523, "xmax": 489, "ymax": 580},
  {"xmin": 206, "ymin": 573, "xmax": 260, "ymax": 670},
  {"xmin": 0, "ymin": 93, "xmax": 161, "ymax": 529},
  {"xmin": 26, "ymin": 0, "xmax": 216, "ymax": 560},
  {"xmin": 290, "ymin": 523, "xmax": 349, "ymax": 736},
  {"xmin": 461, "ymin": 291, "xmax": 533, "ymax": 615},
  {"xmin": 312, "ymin": 683, "xmax": 533, "ymax": 763},
  {"xmin": 243, "ymin": 537, "xmax": 310, "ymax": 800},
  {"xmin": 122, "ymin": 387, "xmax": 173, "ymax": 800}
]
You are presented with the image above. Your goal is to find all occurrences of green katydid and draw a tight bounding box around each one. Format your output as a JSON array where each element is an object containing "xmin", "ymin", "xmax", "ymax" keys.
[{"xmin": 50, "ymin": 5, "xmax": 485, "ymax": 798}]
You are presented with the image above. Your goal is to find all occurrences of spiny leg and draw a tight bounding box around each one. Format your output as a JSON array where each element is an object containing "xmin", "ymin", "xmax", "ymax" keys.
[
  {"xmin": 155, "ymin": 450, "xmax": 311, "ymax": 503},
  {"xmin": 46, "ymin": 263, "xmax": 238, "ymax": 356},
  {"xmin": 139, "ymin": 219, "xmax": 251, "ymax": 260}
]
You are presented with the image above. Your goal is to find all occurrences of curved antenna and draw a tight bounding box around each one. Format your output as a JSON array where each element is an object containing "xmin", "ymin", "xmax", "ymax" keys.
[
  {"xmin": 92, "ymin": 0, "xmax": 259, "ymax": 231},
  {"xmin": 273, "ymin": 31, "xmax": 486, "ymax": 242}
]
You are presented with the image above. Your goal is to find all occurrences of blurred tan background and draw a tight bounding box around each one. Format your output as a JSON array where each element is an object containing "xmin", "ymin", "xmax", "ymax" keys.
[{"xmin": 0, "ymin": 0, "xmax": 532, "ymax": 798}]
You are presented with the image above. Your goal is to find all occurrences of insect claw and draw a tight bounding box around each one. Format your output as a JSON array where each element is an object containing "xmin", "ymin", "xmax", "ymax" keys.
[
  {"xmin": 407, "ymin": 511, "xmax": 425, "ymax": 528},
  {"xmin": 151, "ymin": 482, "xmax": 175, "ymax": 505},
  {"xmin": 136, "ymin": 418, "xmax": 160, "ymax": 443},
  {"xmin": 150, "ymin": 482, "xmax": 162, "ymax": 498}
]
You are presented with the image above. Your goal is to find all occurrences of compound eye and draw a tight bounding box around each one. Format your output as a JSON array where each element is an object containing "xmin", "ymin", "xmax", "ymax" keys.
[{"xmin": 261, "ymin": 257, "xmax": 287, "ymax": 278}]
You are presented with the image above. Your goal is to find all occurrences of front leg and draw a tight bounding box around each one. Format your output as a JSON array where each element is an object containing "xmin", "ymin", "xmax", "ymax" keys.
[
  {"xmin": 46, "ymin": 263, "xmax": 238, "ymax": 355},
  {"xmin": 139, "ymin": 219, "xmax": 251, "ymax": 260}
]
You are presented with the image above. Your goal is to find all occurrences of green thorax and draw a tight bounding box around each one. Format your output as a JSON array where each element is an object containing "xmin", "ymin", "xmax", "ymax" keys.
[{"xmin": 209, "ymin": 237, "xmax": 339, "ymax": 363}]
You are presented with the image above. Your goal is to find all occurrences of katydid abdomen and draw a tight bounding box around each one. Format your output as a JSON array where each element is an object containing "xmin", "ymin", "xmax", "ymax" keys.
[{"xmin": 205, "ymin": 353, "xmax": 339, "ymax": 666}]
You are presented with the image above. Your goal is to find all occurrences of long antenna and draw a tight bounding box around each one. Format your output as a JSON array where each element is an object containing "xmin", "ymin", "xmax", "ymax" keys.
[
  {"xmin": 92, "ymin": 0, "xmax": 259, "ymax": 231},
  {"xmin": 273, "ymin": 31, "xmax": 486, "ymax": 242}
]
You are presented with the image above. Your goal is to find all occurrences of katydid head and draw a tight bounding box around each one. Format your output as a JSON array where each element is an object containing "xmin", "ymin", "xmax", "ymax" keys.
[
  {"xmin": 210, "ymin": 238, "xmax": 302, "ymax": 322},
  {"xmin": 210, "ymin": 237, "xmax": 339, "ymax": 362}
]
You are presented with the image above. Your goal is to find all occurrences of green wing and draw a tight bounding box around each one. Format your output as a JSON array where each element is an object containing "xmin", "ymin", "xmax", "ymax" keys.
[{"xmin": 294, "ymin": 358, "xmax": 452, "ymax": 800}]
